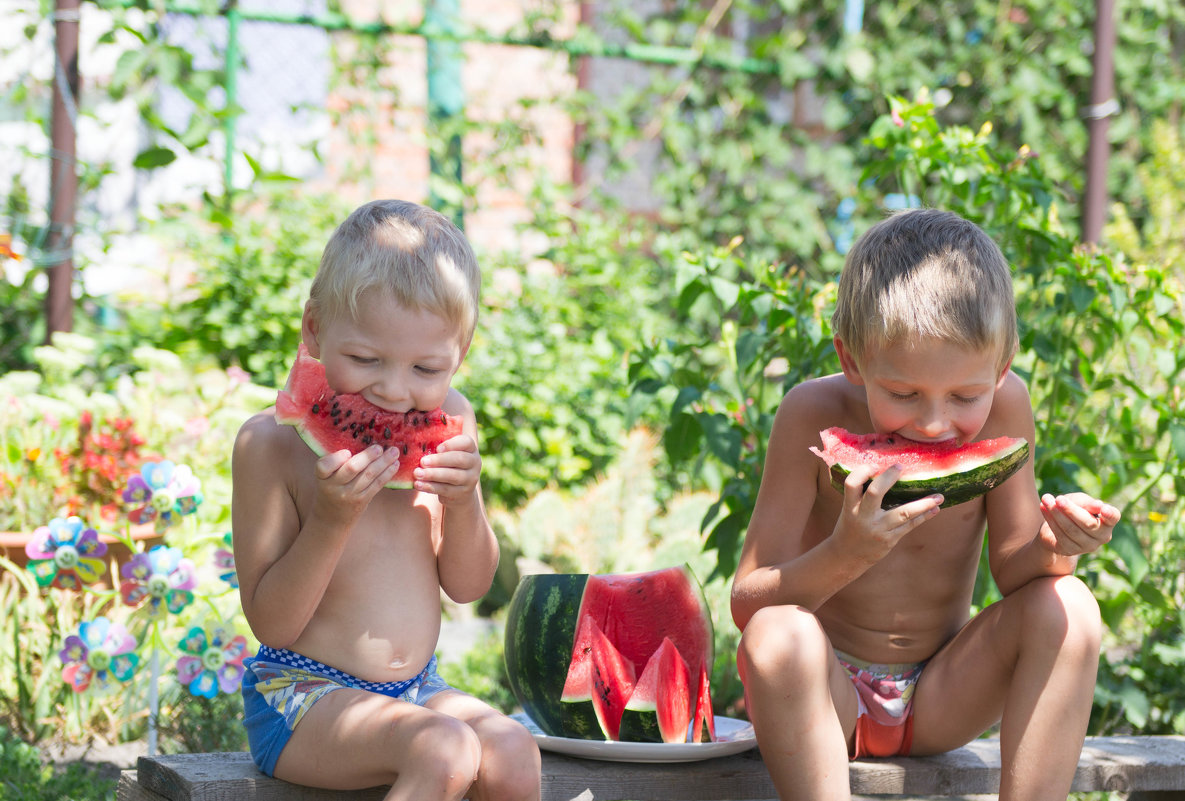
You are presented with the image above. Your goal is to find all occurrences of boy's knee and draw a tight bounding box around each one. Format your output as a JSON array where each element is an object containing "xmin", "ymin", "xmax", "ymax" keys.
[
  {"xmin": 739, "ymin": 604, "xmax": 829, "ymax": 677},
  {"xmin": 407, "ymin": 714, "xmax": 481, "ymax": 793},
  {"xmin": 1024, "ymin": 575, "xmax": 1102, "ymax": 652},
  {"xmin": 476, "ymin": 720, "xmax": 541, "ymax": 799}
]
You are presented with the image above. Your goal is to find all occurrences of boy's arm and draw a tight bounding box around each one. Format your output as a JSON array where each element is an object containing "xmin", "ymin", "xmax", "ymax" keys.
[
  {"xmin": 984, "ymin": 374, "xmax": 1119, "ymax": 595},
  {"xmin": 232, "ymin": 411, "xmax": 401, "ymax": 648},
  {"xmin": 415, "ymin": 390, "xmax": 499, "ymax": 604},
  {"xmin": 730, "ymin": 380, "xmax": 941, "ymax": 630}
]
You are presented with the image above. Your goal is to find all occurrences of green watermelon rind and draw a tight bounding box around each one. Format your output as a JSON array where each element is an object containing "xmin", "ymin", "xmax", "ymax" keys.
[
  {"xmin": 503, "ymin": 573, "xmax": 602, "ymax": 740},
  {"xmin": 826, "ymin": 438, "xmax": 1030, "ymax": 509}
]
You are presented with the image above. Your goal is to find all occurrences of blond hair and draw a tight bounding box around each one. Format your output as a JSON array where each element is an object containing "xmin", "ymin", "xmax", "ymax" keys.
[
  {"xmin": 832, "ymin": 208, "xmax": 1018, "ymax": 370},
  {"xmin": 309, "ymin": 199, "xmax": 480, "ymax": 345}
]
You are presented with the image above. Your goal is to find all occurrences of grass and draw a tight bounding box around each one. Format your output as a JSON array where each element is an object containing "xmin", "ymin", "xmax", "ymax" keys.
[{"xmin": 0, "ymin": 727, "xmax": 117, "ymax": 801}]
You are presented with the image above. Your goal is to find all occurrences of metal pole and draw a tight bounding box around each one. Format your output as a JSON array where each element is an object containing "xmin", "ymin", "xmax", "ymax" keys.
[
  {"xmin": 46, "ymin": 0, "xmax": 81, "ymax": 339},
  {"xmin": 425, "ymin": 0, "xmax": 464, "ymax": 227},
  {"xmin": 1082, "ymin": 0, "xmax": 1116, "ymax": 244},
  {"xmin": 223, "ymin": 0, "xmax": 241, "ymax": 209}
]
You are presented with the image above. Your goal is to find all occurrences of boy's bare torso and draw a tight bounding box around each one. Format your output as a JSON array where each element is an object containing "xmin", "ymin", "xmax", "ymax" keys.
[
  {"xmin": 783, "ymin": 374, "xmax": 1011, "ymax": 665},
  {"xmin": 251, "ymin": 411, "xmax": 445, "ymax": 684}
]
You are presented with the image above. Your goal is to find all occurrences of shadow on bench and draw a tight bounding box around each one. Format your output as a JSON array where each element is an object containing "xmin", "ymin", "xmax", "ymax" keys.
[{"xmin": 118, "ymin": 735, "xmax": 1185, "ymax": 801}]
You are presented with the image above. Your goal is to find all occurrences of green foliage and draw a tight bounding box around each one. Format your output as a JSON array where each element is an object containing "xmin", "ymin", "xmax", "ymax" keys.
[
  {"xmin": 456, "ymin": 189, "xmax": 673, "ymax": 507},
  {"xmin": 0, "ymin": 726, "xmax": 115, "ymax": 801},
  {"xmin": 438, "ymin": 629, "xmax": 518, "ymax": 715},
  {"xmin": 137, "ymin": 191, "xmax": 349, "ymax": 389},
  {"xmin": 628, "ymin": 243, "xmax": 838, "ymax": 579},
  {"xmin": 631, "ymin": 97, "xmax": 1185, "ymax": 735}
]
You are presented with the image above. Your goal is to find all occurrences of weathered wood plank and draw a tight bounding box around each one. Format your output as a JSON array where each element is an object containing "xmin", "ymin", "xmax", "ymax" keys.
[
  {"xmin": 117, "ymin": 772, "xmax": 171, "ymax": 801},
  {"xmin": 120, "ymin": 736, "xmax": 1185, "ymax": 801}
]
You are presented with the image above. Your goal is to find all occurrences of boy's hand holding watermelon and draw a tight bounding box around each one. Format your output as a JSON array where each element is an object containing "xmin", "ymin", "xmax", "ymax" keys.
[{"xmin": 730, "ymin": 209, "xmax": 1119, "ymax": 801}]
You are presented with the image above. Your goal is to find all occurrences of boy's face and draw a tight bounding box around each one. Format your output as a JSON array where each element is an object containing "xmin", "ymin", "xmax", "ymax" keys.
[
  {"xmin": 302, "ymin": 291, "xmax": 466, "ymax": 414},
  {"xmin": 837, "ymin": 336, "xmax": 1009, "ymax": 445}
]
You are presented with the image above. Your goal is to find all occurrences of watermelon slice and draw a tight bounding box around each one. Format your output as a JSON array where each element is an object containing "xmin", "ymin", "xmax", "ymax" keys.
[
  {"xmin": 504, "ymin": 565, "xmax": 715, "ymax": 743},
  {"xmin": 810, "ymin": 426, "xmax": 1029, "ymax": 509},
  {"xmin": 619, "ymin": 637, "xmax": 692, "ymax": 744},
  {"xmin": 275, "ymin": 344, "xmax": 462, "ymax": 489},
  {"xmin": 690, "ymin": 663, "xmax": 716, "ymax": 743},
  {"xmin": 589, "ymin": 623, "xmax": 636, "ymax": 741}
]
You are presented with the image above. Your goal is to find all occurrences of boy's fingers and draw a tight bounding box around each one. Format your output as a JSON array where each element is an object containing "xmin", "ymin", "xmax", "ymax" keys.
[{"xmin": 315, "ymin": 449, "xmax": 352, "ymax": 479}]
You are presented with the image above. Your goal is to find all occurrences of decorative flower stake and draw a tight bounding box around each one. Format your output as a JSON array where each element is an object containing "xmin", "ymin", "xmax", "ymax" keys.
[
  {"xmin": 213, "ymin": 532, "xmax": 238, "ymax": 589},
  {"xmin": 176, "ymin": 624, "xmax": 248, "ymax": 698},
  {"xmin": 60, "ymin": 617, "xmax": 140, "ymax": 694},
  {"xmin": 122, "ymin": 461, "xmax": 203, "ymax": 533},
  {"xmin": 24, "ymin": 516, "xmax": 109, "ymax": 590},
  {"xmin": 120, "ymin": 545, "xmax": 197, "ymax": 619}
]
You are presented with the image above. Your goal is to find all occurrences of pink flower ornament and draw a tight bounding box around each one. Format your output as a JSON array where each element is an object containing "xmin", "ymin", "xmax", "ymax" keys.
[
  {"xmin": 122, "ymin": 461, "xmax": 203, "ymax": 533},
  {"xmin": 213, "ymin": 532, "xmax": 237, "ymax": 589},
  {"xmin": 176, "ymin": 624, "xmax": 248, "ymax": 698},
  {"xmin": 25, "ymin": 516, "xmax": 109, "ymax": 590},
  {"xmin": 120, "ymin": 545, "xmax": 197, "ymax": 620},
  {"xmin": 59, "ymin": 617, "xmax": 139, "ymax": 694}
]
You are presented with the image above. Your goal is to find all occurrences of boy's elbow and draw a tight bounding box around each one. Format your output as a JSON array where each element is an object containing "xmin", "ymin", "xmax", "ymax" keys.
[{"xmin": 730, "ymin": 585, "xmax": 755, "ymax": 632}]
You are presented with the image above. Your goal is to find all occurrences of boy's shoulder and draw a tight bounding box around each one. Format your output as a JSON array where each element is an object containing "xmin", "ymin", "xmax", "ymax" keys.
[
  {"xmin": 233, "ymin": 407, "xmax": 304, "ymax": 463},
  {"xmin": 774, "ymin": 373, "xmax": 866, "ymax": 439}
]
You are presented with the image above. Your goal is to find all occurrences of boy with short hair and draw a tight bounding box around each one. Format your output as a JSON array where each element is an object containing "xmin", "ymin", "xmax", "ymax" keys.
[
  {"xmin": 233, "ymin": 199, "xmax": 540, "ymax": 800},
  {"xmin": 731, "ymin": 208, "xmax": 1120, "ymax": 800}
]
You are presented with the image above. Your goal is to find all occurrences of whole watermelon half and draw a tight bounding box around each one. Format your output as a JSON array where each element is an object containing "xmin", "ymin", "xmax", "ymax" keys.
[
  {"xmin": 275, "ymin": 344, "xmax": 462, "ymax": 489},
  {"xmin": 503, "ymin": 565, "xmax": 715, "ymax": 743},
  {"xmin": 810, "ymin": 426, "xmax": 1030, "ymax": 509}
]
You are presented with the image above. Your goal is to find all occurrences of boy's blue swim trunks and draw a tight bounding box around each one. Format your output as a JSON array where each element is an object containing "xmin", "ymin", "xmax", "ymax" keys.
[{"xmin": 241, "ymin": 645, "xmax": 454, "ymax": 776}]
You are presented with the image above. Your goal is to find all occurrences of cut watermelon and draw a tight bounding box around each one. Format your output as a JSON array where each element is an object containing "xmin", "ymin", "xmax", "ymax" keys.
[
  {"xmin": 619, "ymin": 637, "xmax": 692, "ymax": 744},
  {"xmin": 810, "ymin": 426, "xmax": 1029, "ymax": 509},
  {"xmin": 275, "ymin": 344, "xmax": 462, "ymax": 489},
  {"xmin": 504, "ymin": 565, "xmax": 715, "ymax": 743},
  {"xmin": 691, "ymin": 663, "xmax": 716, "ymax": 743},
  {"xmin": 589, "ymin": 623, "xmax": 636, "ymax": 741}
]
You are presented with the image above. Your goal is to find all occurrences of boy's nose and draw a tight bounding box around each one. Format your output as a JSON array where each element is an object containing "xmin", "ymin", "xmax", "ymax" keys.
[{"xmin": 371, "ymin": 373, "xmax": 412, "ymax": 412}]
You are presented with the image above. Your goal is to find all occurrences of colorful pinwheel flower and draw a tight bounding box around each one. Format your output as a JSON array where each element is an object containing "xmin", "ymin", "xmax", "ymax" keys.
[
  {"xmin": 213, "ymin": 532, "xmax": 237, "ymax": 589},
  {"xmin": 120, "ymin": 545, "xmax": 197, "ymax": 619},
  {"xmin": 122, "ymin": 460, "xmax": 203, "ymax": 533},
  {"xmin": 176, "ymin": 624, "xmax": 248, "ymax": 698},
  {"xmin": 59, "ymin": 616, "xmax": 139, "ymax": 694},
  {"xmin": 24, "ymin": 516, "xmax": 109, "ymax": 590}
]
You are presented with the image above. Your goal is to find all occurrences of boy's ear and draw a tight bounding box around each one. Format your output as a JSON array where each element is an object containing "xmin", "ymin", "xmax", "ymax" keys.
[
  {"xmin": 834, "ymin": 337, "xmax": 865, "ymax": 385},
  {"xmin": 996, "ymin": 355, "xmax": 1014, "ymax": 389},
  {"xmin": 300, "ymin": 302, "xmax": 321, "ymax": 359}
]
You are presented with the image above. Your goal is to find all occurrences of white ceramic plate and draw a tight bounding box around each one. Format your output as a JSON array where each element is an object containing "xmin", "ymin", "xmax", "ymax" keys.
[{"xmin": 512, "ymin": 712, "xmax": 757, "ymax": 763}]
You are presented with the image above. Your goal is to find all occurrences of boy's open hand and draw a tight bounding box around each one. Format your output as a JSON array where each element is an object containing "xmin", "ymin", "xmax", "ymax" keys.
[
  {"xmin": 834, "ymin": 463, "xmax": 943, "ymax": 564},
  {"xmin": 313, "ymin": 444, "xmax": 402, "ymax": 523},
  {"xmin": 413, "ymin": 434, "xmax": 482, "ymax": 504},
  {"xmin": 1039, "ymin": 493, "xmax": 1119, "ymax": 556}
]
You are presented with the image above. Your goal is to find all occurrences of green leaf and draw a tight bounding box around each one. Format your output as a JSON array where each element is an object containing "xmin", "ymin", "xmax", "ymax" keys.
[
  {"xmin": 132, "ymin": 146, "xmax": 176, "ymax": 169},
  {"xmin": 1108, "ymin": 521, "xmax": 1148, "ymax": 586}
]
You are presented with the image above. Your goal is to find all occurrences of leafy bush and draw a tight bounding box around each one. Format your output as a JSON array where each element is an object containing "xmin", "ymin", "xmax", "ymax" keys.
[
  {"xmin": 630, "ymin": 97, "xmax": 1185, "ymax": 734},
  {"xmin": 0, "ymin": 726, "xmax": 115, "ymax": 801}
]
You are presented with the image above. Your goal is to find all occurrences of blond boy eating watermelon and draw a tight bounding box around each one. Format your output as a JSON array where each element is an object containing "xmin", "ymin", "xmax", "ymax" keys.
[
  {"xmin": 232, "ymin": 199, "xmax": 539, "ymax": 800},
  {"xmin": 731, "ymin": 208, "xmax": 1120, "ymax": 800}
]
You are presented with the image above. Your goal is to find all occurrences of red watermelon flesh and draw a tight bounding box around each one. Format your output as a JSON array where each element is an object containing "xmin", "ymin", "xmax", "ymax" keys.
[
  {"xmin": 810, "ymin": 427, "xmax": 1024, "ymax": 480},
  {"xmin": 558, "ymin": 565, "xmax": 714, "ymax": 742},
  {"xmin": 622, "ymin": 637, "xmax": 692, "ymax": 744},
  {"xmin": 589, "ymin": 621, "xmax": 636, "ymax": 742},
  {"xmin": 691, "ymin": 663, "xmax": 716, "ymax": 742},
  {"xmin": 809, "ymin": 426, "xmax": 1030, "ymax": 509},
  {"xmin": 275, "ymin": 344, "xmax": 462, "ymax": 489}
]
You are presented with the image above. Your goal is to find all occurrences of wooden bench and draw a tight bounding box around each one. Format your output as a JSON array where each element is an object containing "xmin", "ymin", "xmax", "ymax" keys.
[{"xmin": 118, "ymin": 736, "xmax": 1185, "ymax": 800}]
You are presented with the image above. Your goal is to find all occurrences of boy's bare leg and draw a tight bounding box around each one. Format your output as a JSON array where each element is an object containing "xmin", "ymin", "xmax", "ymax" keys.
[
  {"xmin": 911, "ymin": 575, "xmax": 1102, "ymax": 801},
  {"xmin": 273, "ymin": 686, "xmax": 538, "ymax": 801},
  {"xmin": 425, "ymin": 690, "xmax": 542, "ymax": 801},
  {"xmin": 737, "ymin": 604, "xmax": 858, "ymax": 801}
]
